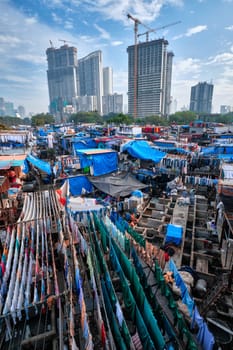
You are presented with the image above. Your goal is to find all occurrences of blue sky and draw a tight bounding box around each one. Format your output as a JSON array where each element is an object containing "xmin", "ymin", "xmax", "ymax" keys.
[{"xmin": 1, "ymin": 0, "xmax": 233, "ymax": 115}]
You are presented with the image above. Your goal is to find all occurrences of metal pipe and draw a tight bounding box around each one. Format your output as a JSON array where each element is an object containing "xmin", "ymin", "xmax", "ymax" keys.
[
  {"xmin": 206, "ymin": 317, "xmax": 233, "ymax": 336},
  {"xmin": 21, "ymin": 305, "xmax": 56, "ymax": 347}
]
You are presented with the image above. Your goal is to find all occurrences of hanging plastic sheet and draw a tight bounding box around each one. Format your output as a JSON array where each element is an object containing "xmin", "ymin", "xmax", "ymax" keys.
[
  {"xmin": 169, "ymin": 259, "xmax": 194, "ymax": 316},
  {"xmin": 26, "ymin": 154, "xmax": 52, "ymax": 175},
  {"xmin": 191, "ymin": 306, "xmax": 215, "ymax": 350}
]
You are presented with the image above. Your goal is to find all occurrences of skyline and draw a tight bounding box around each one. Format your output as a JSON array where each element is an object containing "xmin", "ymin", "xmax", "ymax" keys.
[{"xmin": 1, "ymin": 0, "xmax": 233, "ymax": 115}]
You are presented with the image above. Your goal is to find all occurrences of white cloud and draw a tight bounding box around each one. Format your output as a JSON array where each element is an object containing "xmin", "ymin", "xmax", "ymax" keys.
[
  {"xmin": 15, "ymin": 54, "xmax": 45, "ymax": 65},
  {"xmin": 25, "ymin": 17, "xmax": 38, "ymax": 25},
  {"xmin": 186, "ymin": 25, "xmax": 207, "ymax": 37},
  {"xmin": 0, "ymin": 34, "xmax": 22, "ymax": 45},
  {"xmin": 173, "ymin": 25, "xmax": 207, "ymax": 40},
  {"xmin": 111, "ymin": 41, "xmax": 124, "ymax": 46},
  {"xmin": 52, "ymin": 12, "xmax": 62, "ymax": 24},
  {"xmin": 225, "ymin": 25, "xmax": 233, "ymax": 31},
  {"xmin": 207, "ymin": 52, "xmax": 233, "ymax": 65},
  {"xmin": 41, "ymin": 0, "xmax": 65, "ymax": 8},
  {"xmin": 4, "ymin": 75, "xmax": 32, "ymax": 83},
  {"xmin": 80, "ymin": 0, "xmax": 165, "ymax": 23},
  {"xmin": 94, "ymin": 24, "xmax": 111, "ymax": 40},
  {"xmin": 64, "ymin": 21, "xmax": 74, "ymax": 30},
  {"xmin": 113, "ymin": 69, "xmax": 128, "ymax": 103},
  {"xmin": 173, "ymin": 57, "xmax": 202, "ymax": 76}
]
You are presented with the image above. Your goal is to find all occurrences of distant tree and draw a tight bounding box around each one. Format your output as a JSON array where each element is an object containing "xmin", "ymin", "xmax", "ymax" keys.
[
  {"xmin": 68, "ymin": 112, "xmax": 103, "ymax": 124},
  {"xmin": 168, "ymin": 111, "xmax": 197, "ymax": 124},
  {"xmin": 0, "ymin": 123, "xmax": 9, "ymax": 130},
  {"xmin": 136, "ymin": 115, "xmax": 169, "ymax": 126},
  {"xmin": 31, "ymin": 113, "xmax": 55, "ymax": 126},
  {"xmin": 106, "ymin": 113, "xmax": 133, "ymax": 125},
  {"xmin": 215, "ymin": 114, "xmax": 233, "ymax": 124},
  {"xmin": 0, "ymin": 116, "xmax": 23, "ymax": 127},
  {"xmin": 22, "ymin": 117, "xmax": 31, "ymax": 125}
]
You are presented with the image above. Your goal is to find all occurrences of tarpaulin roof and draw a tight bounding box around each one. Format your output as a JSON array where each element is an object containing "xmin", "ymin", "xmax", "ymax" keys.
[
  {"xmin": 65, "ymin": 175, "xmax": 93, "ymax": 196},
  {"xmin": 201, "ymin": 145, "xmax": 233, "ymax": 156},
  {"xmin": 26, "ymin": 154, "xmax": 52, "ymax": 175},
  {"xmin": 88, "ymin": 172, "xmax": 148, "ymax": 197},
  {"xmin": 76, "ymin": 148, "xmax": 118, "ymax": 176},
  {"xmin": 121, "ymin": 140, "xmax": 166, "ymax": 163},
  {"xmin": 72, "ymin": 137, "xmax": 97, "ymax": 151}
]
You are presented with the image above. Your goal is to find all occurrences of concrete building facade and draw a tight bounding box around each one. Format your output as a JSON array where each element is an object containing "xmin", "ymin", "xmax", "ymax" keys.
[
  {"xmin": 103, "ymin": 67, "xmax": 113, "ymax": 96},
  {"xmin": 46, "ymin": 45, "xmax": 79, "ymax": 116},
  {"xmin": 127, "ymin": 38, "xmax": 173, "ymax": 118},
  {"xmin": 78, "ymin": 50, "xmax": 103, "ymax": 115},
  {"xmin": 102, "ymin": 93, "xmax": 123, "ymax": 115},
  {"xmin": 189, "ymin": 82, "xmax": 214, "ymax": 114}
]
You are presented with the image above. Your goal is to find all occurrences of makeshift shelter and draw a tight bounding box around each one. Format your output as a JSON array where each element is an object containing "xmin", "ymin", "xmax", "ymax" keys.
[
  {"xmin": 121, "ymin": 140, "xmax": 166, "ymax": 163},
  {"xmin": 89, "ymin": 172, "xmax": 148, "ymax": 197},
  {"xmin": 75, "ymin": 148, "xmax": 118, "ymax": 176},
  {"xmin": 72, "ymin": 137, "xmax": 97, "ymax": 152},
  {"xmin": 61, "ymin": 175, "xmax": 93, "ymax": 196},
  {"xmin": 24, "ymin": 154, "xmax": 52, "ymax": 175},
  {"xmin": 201, "ymin": 144, "xmax": 233, "ymax": 157}
]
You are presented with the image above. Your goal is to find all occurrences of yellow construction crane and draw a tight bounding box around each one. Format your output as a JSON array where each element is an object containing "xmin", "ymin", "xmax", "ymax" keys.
[{"xmin": 137, "ymin": 20, "xmax": 181, "ymax": 41}]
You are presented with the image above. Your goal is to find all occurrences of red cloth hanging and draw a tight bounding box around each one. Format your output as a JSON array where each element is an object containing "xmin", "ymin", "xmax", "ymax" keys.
[{"xmin": 101, "ymin": 322, "xmax": 106, "ymax": 346}]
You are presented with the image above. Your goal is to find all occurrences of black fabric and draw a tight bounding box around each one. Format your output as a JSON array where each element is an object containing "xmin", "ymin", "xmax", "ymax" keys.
[{"xmin": 88, "ymin": 172, "xmax": 148, "ymax": 197}]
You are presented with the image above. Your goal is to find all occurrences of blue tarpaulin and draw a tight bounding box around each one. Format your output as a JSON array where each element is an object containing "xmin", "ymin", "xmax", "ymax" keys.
[
  {"xmin": 165, "ymin": 224, "xmax": 183, "ymax": 246},
  {"xmin": 38, "ymin": 128, "xmax": 48, "ymax": 136},
  {"xmin": 154, "ymin": 141, "xmax": 176, "ymax": 148},
  {"xmin": 75, "ymin": 149, "xmax": 118, "ymax": 176},
  {"xmin": 92, "ymin": 152, "xmax": 118, "ymax": 176},
  {"xmin": 65, "ymin": 176, "xmax": 93, "ymax": 196},
  {"xmin": 73, "ymin": 137, "xmax": 97, "ymax": 152},
  {"xmin": 26, "ymin": 154, "xmax": 52, "ymax": 175},
  {"xmin": 122, "ymin": 140, "xmax": 166, "ymax": 163},
  {"xmin": 202, "ymin": 145, "xmax": 233, "ymax": 156}
]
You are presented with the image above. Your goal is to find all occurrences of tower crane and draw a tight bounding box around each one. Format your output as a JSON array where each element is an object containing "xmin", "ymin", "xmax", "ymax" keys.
[
  {"xmin": 127, "ymin": 13, "xmax": 144, "ymax": 119},
  {"xmin": 58, "ymin": 39, "xmax": 75, "ymax": 45},
  {"xmin": 127, "ymin": 13, "xmax": 181, "ymax": 119},
  {"xmin": 49, "ymin": 40, "xmax": 54, "ymax": 48},
  {"xmin": 137, "ymin": 20, "xmax": 181, "ymax": 41}
]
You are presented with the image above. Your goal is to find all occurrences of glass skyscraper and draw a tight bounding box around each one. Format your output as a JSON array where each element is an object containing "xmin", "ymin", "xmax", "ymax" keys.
[
  {"xmin": 78, "ymin": 50, "xmax": 103, "ymax": 115},
  {"xmin": 189, "ymin": 82, "xmax": 214, "ymax": 114},
  {"xmin": 46, "ymin": 45, "xmax": 79, "ymax": 115}
]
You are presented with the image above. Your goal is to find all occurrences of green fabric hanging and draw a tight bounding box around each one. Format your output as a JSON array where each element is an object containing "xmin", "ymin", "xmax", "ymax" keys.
[
  {"xmin": 111, "ymin": 239, "xmax": 166, "ymax": 350},
  {"xmin": 135, "ymin": 308, "xmax": 156, "ymax": 350},
  {"xmin": 101, "ymin": 280, "xmax": 128, "ymax": 350}
]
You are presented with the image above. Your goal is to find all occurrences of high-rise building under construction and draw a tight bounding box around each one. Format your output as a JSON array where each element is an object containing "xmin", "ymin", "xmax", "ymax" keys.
[{"xmin": 127, "ymin": 39, "xmax": 173, "ymax": 118}]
